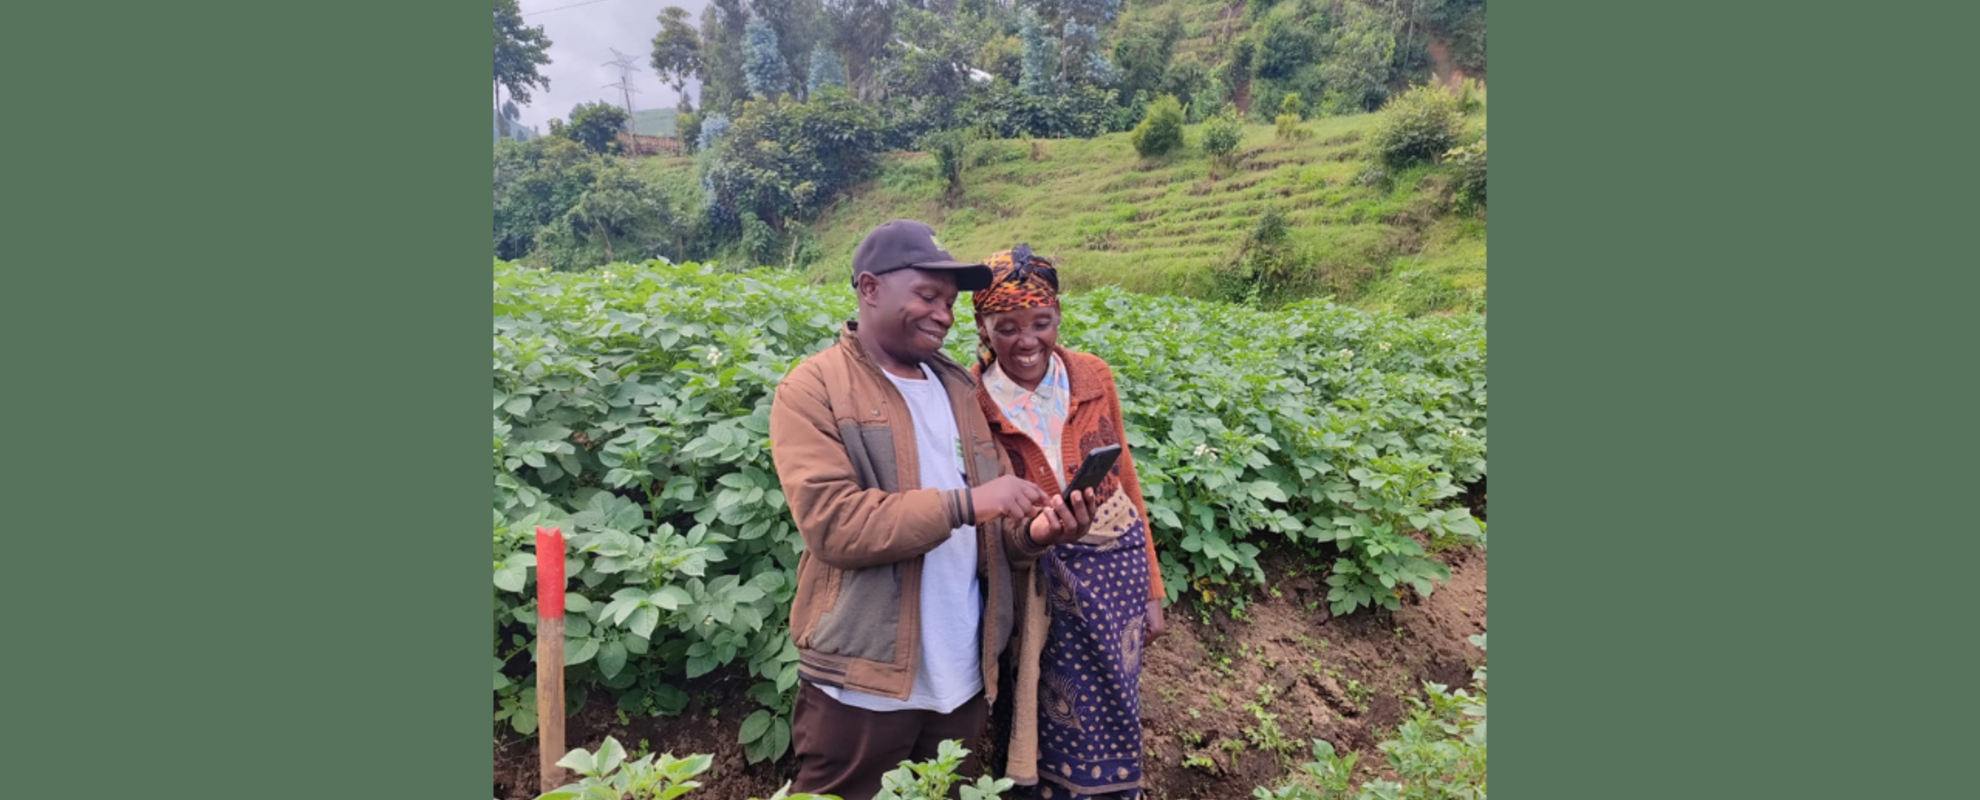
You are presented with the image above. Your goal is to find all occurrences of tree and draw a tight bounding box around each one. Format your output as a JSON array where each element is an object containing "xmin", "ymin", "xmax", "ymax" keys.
[
  {"xmin": 878, "ymin": 7, "xmax": 979, "ymax": 140},
  {"xmin": 822, "ymin": 0, "xmax": 895, "ymax": 102},
  {"xmin": 650, "ymin": 6, "xmax": 704, "ymax": 102},
  {"xmin": 564, "ymin": 102, "xmax": 630, "ymax": 154},
  {"xmin": 698, "ymin": 1, "xmax": 751, "ymax": 110},
  {"xmin": 494, "ymin": 136, "xmax": 589, "ymax": 260},
  {"xmin": 1018, "ymin": 10, "xmax": 1059, "ymax": 97},
  {"xmin": 494, "ymin": 0, "xmax": 552, "ymax": 110},
  {"xmin": 807, "ymin": 47, "xmax": 847, "ymax": 95},
  {"xmin": 749, "ymin": 0, "xmax": 824, "ymax": 100},
  {"xmin": 1321, "ymin": 1, "xmax": 1400, "ymax": 114},
  {"xmin": 567, "ymin": 159, "xmax": 662, "ymax": 263},
  {"xmin": 700, "ymin": 92, "xmax": 883, "ymax": 238},
  {"xmin": 1055, "ymin": 0, "xmax": 1122, "ymax": 87},
  {"xmin": 1113, "ymin": 10, "xmax": 1184, "ymax": 105},
  {"xmin": 744, "ymin": 16, "xmax": 793, "ymax": 99}
]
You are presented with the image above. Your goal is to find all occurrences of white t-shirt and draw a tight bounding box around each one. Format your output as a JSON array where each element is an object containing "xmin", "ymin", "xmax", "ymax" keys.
[{"xmin": 816, "ymin": 361, "xmax": 984, "ymax": 713}]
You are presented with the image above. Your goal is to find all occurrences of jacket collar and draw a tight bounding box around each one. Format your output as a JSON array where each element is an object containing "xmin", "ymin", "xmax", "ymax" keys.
[{"xmin": 840, "ymin": 320, "xmax": 978, "ymax": 390}]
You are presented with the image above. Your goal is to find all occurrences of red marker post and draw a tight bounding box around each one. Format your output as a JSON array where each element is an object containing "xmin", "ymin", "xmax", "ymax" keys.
[{"xmin": 535, "ymin": 527, "xmax": 567, "ymax": 792}]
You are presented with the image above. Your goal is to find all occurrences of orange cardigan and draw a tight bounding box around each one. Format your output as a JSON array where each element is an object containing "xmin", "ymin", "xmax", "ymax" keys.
[{"xmin": 973, "ymin": 346, "xmax": 1165, "ymax": 601}]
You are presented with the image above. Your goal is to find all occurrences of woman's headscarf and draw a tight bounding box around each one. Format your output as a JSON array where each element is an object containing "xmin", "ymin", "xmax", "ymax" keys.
[{"xmin": 972, "ymin": 244, "xmax": 1060, "ymax": 366}]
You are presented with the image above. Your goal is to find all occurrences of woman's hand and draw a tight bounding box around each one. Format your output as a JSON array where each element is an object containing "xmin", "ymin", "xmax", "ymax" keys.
[
  {"xmin": 1027, "ymin": 488, "xmax": 1099, "ymax": 546},
  {"xmin": 1144, "ymin": 599, "xmax": 1167, "ymax": 645}
]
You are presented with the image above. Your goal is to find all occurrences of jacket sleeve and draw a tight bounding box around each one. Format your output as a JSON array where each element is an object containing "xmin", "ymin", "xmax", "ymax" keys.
[
  {"xmin": 768, "ymin": 363, "xmax": 972, "ymax": 571},
  {"xmin": 1097, "ymin": 359, "xmax": 1167, "ymax": 602},
  {"xmin": 996, "ymin": 433, "xmax": 1051, "ymax": 569}
]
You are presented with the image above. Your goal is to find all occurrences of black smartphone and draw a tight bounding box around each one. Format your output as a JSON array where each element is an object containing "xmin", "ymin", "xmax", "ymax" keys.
[{"xmin": 1062, "ymin": 444, "xmax": 1122, "ymax": 504}]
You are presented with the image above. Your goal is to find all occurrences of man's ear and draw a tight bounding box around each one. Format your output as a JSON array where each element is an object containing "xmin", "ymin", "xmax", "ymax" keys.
[{"xmin": 854, "ymin": 272, "xmax": 879, "ymax": 306}]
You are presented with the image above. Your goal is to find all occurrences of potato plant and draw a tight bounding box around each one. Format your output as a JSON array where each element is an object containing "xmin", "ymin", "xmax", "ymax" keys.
[{"xmin": 493, "ymin": 259, "xmax": 1485, "ymax": 756}]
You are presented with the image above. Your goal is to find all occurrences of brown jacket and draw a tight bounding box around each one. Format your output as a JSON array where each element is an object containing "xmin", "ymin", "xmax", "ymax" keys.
[{"xmin": 768, "ymin": 322, "xmax": 1048, "ymax": 702}]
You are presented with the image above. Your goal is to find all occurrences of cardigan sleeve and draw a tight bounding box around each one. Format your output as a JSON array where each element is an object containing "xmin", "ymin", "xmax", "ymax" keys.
[{"xmin": 1098, "ymin": 361, "xmax": 1166, "ymax": 603}]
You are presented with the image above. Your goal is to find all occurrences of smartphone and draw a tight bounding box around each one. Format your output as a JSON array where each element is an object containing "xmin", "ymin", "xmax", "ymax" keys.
[{"xmin": 1062, "ymin": 444, "xmax": 1122, "ymax": 504}]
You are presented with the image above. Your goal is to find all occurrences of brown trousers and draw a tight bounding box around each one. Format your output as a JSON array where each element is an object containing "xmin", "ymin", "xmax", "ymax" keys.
[{"xmin": 791, "ymin": 681, "xmax": 990, "ymax": 800}]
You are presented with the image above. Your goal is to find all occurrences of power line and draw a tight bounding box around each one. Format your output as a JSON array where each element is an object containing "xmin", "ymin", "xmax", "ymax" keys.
[{"xmin": 523, "ymin": 0, "xmax": 619, "ymax": 18}]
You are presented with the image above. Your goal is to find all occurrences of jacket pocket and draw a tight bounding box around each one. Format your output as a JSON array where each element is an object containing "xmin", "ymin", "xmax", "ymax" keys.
[{"xmin": 807, "ymin": 563, "xmax": 902, "ymax": 663}]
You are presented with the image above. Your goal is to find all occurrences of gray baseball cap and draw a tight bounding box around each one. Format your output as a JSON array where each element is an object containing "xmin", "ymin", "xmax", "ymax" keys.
[{"xmin": 849, "ymin": 220, "xmax": 992, "ymax": 290}]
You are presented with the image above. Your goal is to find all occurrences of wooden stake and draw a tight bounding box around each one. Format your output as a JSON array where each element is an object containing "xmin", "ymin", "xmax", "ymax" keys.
[{"xmin": 535, "ymin": 527, "xmax": 568, "ymax": 793}]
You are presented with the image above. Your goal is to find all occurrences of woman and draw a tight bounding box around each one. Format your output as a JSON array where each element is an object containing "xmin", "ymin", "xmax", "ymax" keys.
[{"xmin": 971, "ymin": 245, "xmax": 1167, "ymax": 800}]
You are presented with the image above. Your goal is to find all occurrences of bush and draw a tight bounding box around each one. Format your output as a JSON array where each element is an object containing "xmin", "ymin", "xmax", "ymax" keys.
[
  {"xmin": 1129, "ymin": 93, "xmax": 1186, "ymax": 157},
  {"xmin": 957, "ymin": 81, "xmax": 1114, "ymax": 140},
  {"xmin": 1448, "ymin": 134, "xmax": 1486, "ymax": 211},
  {"xmin": 699, "ymin": 90, "xmax": 885, "ymax": 235},
  {"xmin": 676, "ymin": 111, "xmax": 702, "ymax": 156},
  {"xmin": 918, "ymin": 128, "xmax": 973, "ymax": 202},
  {"xmin": 494, "ymin": 141, "xmax": 689, "ymax": 270},
  {"xmin": 564, "ymin": 101, "xmax": 630, "ymax": 154},
  {"xmin": 1370, "ymin": 84, "xmax": 1464, "ymax": 169},
  {"xmin": 1275, "ymin": 93, "xmax": 1310, "ymax": 140},
  {"xmin": 1201, "ymin": 108, "xmax": 1245, "ymax": 164}
]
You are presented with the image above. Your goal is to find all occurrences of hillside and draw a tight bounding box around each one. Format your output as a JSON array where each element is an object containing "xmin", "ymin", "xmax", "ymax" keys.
[{"xmin": 795, "ymin": 108, "xmax": 1485, "ymax": 315}]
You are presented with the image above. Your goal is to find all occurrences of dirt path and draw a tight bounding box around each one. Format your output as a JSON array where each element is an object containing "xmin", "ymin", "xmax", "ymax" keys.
[
  {"xmin": 1427, "ymin": 37, "xmax": 1475, "ymax": 90},
  {"xmin": 495, "ymin": 548, "xmax": 1487, "ymax": 800}
]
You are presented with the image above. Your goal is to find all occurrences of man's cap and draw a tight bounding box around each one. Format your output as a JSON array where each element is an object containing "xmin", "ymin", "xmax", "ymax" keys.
[{"xmin": 850, "ymin": 220, "xmax": 991, "ymax": 291}]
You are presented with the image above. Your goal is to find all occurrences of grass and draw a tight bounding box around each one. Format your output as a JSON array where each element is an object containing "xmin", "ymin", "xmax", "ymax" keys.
[
  {"xmin": 796, "ymin": 106, "xmax": 1485, "ymax": 314},
  {"xmin": 628, "ymin": 101, "xmax": 1485, "ymax": 315}
]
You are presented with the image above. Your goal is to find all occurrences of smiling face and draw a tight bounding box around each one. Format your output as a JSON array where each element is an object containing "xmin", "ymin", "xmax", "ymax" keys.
[
  {"xmin": 857, "ymin": 268, "xmax": 960, "ymax": 372},
  {"xmin": 981, "ymin": 305, "xmax": 1062, "ymax": 389}
]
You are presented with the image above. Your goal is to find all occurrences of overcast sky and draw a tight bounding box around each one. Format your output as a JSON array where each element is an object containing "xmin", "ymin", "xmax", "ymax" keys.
[{"xmin": 506, "ymin": 0, "xmax": 709, "ymax": 131}]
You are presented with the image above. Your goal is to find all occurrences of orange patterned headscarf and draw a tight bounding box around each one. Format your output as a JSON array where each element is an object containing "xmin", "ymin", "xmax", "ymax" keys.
[{"xmin": 973, "ymin": 245, "xmax": 1061, "ymax": 366}]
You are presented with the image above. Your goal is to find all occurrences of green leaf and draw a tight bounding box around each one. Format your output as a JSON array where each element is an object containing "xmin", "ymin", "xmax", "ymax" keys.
[
  {"xmin": 597, "ymin": 639, "xmax": 628, "ymax": 679},
  {"xmin": 629, "ymin": 605, "xmax": 660, "ymax": 640},
  {"xmin": 555, "ymin": 747, "xmax": 597, "ymax": 776},
  {"xmin": 565, "ymin": 637, "xmax": 600, "ymax": 666},
  {"xmin": 1248, "ymin": 481, "xmax": 1289, "ymax": 502},
  {"xmin": 564, "ymin": 593, "xmax": 593, "ymax": 613},
  {"xmin": 650, "ymin": 585, "xmax": 692, "ymax": 611},
  {"xmin": 764, "ymin": 717, "xmax": 791, "ymax": 764},
  {"xmin": 739, "ymin": 709, "xmax": 773, "ymax": 743},
  {"xmin": 493, "ymin": 562, "xmax": 529, "ymax": 593},
  {"xmin": 595, "ymin": 736, "xmax": 627, "ymax": 776},
  {"xmin": 504, "ymin": 395, "xmax": 533, "ymax": 416},
  {"xmin": 687, "ymin": 654, "xmax": 719, "ymax": 678}
]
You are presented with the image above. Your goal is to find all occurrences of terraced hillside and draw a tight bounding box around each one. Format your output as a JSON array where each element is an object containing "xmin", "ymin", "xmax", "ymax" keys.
[{"xmin": 797, "ymin": 110, "xmax": 1485, "ymax": 314}]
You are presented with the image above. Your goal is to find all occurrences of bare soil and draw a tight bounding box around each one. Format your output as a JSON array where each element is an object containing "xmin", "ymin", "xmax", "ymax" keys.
[{"xmin": 495, "ymin": 544, "xmax": 1487, "ymax": 800}]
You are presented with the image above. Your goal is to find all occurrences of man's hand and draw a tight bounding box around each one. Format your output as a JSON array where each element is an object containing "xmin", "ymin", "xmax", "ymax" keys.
[
  {"xmin": 1144, "ymin": 599, "xmax": 1167, "ymax": 645},
  {"xmin": 972, "ymin": 475, "xmax": 1048, "ymax": 525},
  {"xmin": 1028, "ymin": 488, "xmax": 1100, "ymax": 547}
]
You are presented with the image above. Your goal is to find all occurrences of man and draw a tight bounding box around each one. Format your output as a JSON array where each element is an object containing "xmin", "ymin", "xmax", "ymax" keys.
[{"xmin": 769, "ymin": 220, "xmax": 1098, "ymax": 799}]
